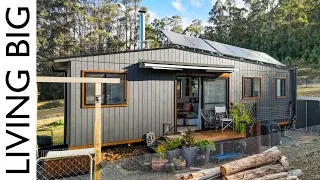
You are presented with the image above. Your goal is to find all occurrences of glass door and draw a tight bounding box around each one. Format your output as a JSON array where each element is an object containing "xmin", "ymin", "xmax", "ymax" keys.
[{"xmin": 202, "ymin": 77, "xmax": 228, "ymax": 111}]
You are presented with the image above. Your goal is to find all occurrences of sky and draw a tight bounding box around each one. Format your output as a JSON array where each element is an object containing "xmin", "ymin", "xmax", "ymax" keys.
[{"xmin": 140, "ymin": 0, "xmax": 245, "ymax": 29}]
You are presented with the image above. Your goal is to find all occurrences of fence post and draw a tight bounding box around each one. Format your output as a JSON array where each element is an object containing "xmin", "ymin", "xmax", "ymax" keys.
[
  {"xmin": 94, "ymin": 83, "xmax": 102, "ymax": 180},
  {"xmin": 305, "ymin": 100, "xmax": 308, "ymax": 131}
]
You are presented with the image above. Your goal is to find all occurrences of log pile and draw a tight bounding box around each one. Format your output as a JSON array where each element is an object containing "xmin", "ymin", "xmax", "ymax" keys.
[
  {"xmin": 175, "ymin": 147, "xmax": 303, "ymax": 180},
  {"xmin": 102, "ymin": 145, "xmax": 148, "ymax": 162}
]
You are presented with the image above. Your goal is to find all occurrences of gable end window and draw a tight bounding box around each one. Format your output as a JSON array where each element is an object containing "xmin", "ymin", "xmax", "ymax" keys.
[
  {"xmin": 82, "ymin": 70, "xmax": 128, "ymax": 108},
  {"xmin": 276, "ymin": 78, "xmax": 286, "ymax": 98},
  {"xmin": 243, "ymin": 77, "xmax": 262, "ymax": 99}
]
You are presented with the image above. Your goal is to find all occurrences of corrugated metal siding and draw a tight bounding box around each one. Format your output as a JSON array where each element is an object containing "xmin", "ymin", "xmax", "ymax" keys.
[
  {"xmin": 296, "ymin": 99, "xmax": 320, "ymax": 129},
  {"xmin": 67, "ymin": 48, "xmax": 293, "ymax": 146}
]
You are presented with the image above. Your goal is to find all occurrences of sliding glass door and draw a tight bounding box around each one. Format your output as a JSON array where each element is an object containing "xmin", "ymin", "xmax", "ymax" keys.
[{"xmin": 202, "ymin": 77, "xmax": 228, "ymax": 111}]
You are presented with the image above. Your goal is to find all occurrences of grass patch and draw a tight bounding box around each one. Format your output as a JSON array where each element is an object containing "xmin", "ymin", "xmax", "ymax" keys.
[
  {"xmin": 37, "ymin": 119, "xmax": 64, "ymax": 145},
  {"xmin": 38, "ymin": 100, "xmax": 64, "ymax": 110},
  {"xmin": 297, "ymin": 87, "xmax": 320, "ymax": 97},
  {"xmin": 37, "ymin": 99, "xmax": 64, "ymax": 107}
]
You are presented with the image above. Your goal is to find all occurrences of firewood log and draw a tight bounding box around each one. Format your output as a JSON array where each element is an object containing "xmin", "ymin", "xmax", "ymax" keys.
[
  {"xmin": 220, "ymin": 149, "xmax": 282, "ymax": 176},
  {"xmin": 254, "ymin": 172, "xmax": 288, "ymax": 180},
  {"xmin": 175, "ymin": 167, "xmax": 221, "ymax": 180},
  {"xmin": 223, "ymin": 164, "xmax": 284, "ymax": 180}
]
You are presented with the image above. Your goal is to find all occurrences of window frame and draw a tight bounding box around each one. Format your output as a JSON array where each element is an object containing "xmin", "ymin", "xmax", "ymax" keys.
[
  {"xmin": 276, "ymin": 77, "xmax": 286, "ymax": 99},
  {"xmin": 81, "ymin": 70, "xmax": 128, "ymax": 108},
  {"xmin": 242, "ymin": 76, "xmax": 262, "ymax": 100}
]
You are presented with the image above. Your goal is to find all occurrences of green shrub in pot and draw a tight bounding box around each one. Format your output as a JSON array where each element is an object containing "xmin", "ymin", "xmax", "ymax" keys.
[{"xmin": 195, "ymin": 140, "xmax": 216, "ymax": 165}]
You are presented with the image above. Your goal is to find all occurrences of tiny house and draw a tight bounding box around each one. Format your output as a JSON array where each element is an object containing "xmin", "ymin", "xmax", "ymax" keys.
[{"xmin": 50, "ymin": 30, "xmax": 297, "ymax": 149}]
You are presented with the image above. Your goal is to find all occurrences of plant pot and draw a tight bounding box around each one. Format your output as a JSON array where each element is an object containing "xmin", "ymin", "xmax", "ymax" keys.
[
  {"xmin": 165, "ymin": 162, "xmax": 175, "ymax": 173},
  {"xmin": 174, "ymin": 160, "xmax": 186, "ymax": 170},
  {"xmin": 181, "ymin": 146, "xmax": 198, "ymax": 167},
  {"xmin": 152, "ymin": 157, "xmax": 167, "ymax": 172},
  {"xmin": 166, "ymin": 149, "xmax": 181, "ymax": 162},
  {"xmin": 195, "ymin": 149, "xmax": 210, "ymax": 165}
]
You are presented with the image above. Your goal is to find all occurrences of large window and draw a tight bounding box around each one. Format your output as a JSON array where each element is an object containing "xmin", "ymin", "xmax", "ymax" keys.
[
  {"xmin": 82, "ymin": 70, "xmax": 127, "ymax": 108},
  {"xmin": 243, "ymin": 77, "xmax": 261, "ymax": 99},
  {"xmin": 276, "ymin": 78, "xmax": 286, "ymax": 98}
]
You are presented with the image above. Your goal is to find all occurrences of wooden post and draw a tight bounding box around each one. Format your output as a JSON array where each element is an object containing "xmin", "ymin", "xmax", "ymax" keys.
[{"xmin": 94, "ymin": 83, "xmax": 102, "ymax": 180}]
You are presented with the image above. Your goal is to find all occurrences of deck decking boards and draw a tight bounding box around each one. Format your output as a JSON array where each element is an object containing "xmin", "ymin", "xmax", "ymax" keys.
[{"xmin": 165, "ymin": 130, "xmax": 246, "ymax": 143}]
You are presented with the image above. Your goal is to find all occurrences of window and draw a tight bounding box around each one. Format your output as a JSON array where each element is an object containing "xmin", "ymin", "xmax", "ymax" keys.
[
  {"xmin": 243, "ymin": 77, "xmax": 261, "ymax": 99},
  {"xmin": 82, "ymin": 70, "xmax": 127, "ymax": 108},
  {"xmin": 276, "ymin": 78, "xmax": 286, "ymax": 98}
]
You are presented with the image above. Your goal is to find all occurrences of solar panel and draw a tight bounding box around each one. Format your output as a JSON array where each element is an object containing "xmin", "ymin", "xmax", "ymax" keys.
[
  {"xmin": 184, "ymin": 35, "xmax": 218, "ymax": 53},
  {"xmin": 239, "ymin": 48, "xmax": 271, "ymax": 64},
  {"xmin": 162, "ymin": 30, "xmax": 195, "ymax": 48},
  {"xmin": 162, "ymin": 30, "xmax": 285, "ymax": 67},
  {"xmin": 256, "ymin": 52, "xmax": 285, "ymax": 66},
  {"xmin": 204, "ymin": 40, "xmax": 237, "ymax": 57}
]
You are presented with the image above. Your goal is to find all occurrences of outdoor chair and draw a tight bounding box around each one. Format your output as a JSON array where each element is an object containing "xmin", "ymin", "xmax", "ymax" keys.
[
  {"xmin": 214, "ymin": 106, "xmax": 234, "ymax": 133},
  {"xmin": 201, "ymin": 109, "xmax": 221, "ymax": 131}
]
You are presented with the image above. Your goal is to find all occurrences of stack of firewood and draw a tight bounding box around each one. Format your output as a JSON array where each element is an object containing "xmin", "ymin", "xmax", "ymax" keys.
[
  {"xmin": 176, "ymin": 147, "xmax": 303, "ymax": 180},
  {"xmin": 102, "ymin": 145, "xmax": 147, "ymax": 162}
]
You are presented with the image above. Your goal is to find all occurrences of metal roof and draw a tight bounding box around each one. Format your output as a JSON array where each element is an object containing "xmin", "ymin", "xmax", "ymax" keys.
[{"xmin": 162, "ymin": 30, "xmax": 285, "ymax": 67}]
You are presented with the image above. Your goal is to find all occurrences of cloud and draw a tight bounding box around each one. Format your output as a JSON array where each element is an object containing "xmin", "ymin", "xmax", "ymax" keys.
[
  {"xmin": 181, "ymin": 17, "xmax": 193, "ymax": 29},
  {"xmin": 172, "ymin": 0, "xmax": 185, "ymax": 13},
  {"xmin": 148, "ymin": 10, "xmax": 157, "ymax": 22},
  {"xmin": 211, "ymin": 0, "xmax": 245, "ymax": 8},
  {"xmin": 190, "ymin": 0, "xmax": 205, "ymax": 7}
]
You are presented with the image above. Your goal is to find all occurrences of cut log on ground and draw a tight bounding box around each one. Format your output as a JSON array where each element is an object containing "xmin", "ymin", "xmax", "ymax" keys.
[
  {"xmin": 254, "ymin": 172, "xmax": 288, "ymax": 180},
  {"xmin": 175, "ymin": 167, "xmax": 221, "ymax": 180},
  {"xmin": 280, "ymin": 156, "xmax": 289, "ymax": 169},
  {"xmin": 287, "ymin": 169, "xmax": 303, "ymax": 177},
  {"xmin": 189, "ymin": 167, "xmax": 204, "ymax": 171},
  {"xmin": 223, "ymin": 164, "xmax": 284, "ymax": 180},
  {"xmin": 254, "ymin": 169, "xmax": 303, "ymax": 180},
  {"xmin": 220, "ymin": 149, "xmax": 282, "ymax": 176}
]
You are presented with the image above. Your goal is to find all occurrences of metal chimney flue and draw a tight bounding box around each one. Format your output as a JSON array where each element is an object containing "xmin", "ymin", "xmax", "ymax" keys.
[{"xmin": 138, "ymin": 7, "xmax": 147, "ymax": 49}]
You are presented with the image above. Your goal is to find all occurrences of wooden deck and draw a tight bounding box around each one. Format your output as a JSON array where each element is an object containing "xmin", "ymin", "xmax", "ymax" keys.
[
  {"xmin": 166, "ymin": 129, "xmax": 246, "ymax": 142},
  {"xmin": 192, "ymin": 130, "xmax": 246, "ymax": 142}
]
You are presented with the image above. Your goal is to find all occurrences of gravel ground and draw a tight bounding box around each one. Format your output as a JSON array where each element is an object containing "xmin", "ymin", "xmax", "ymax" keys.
[{"xmin": 279, "ymin": 131, "xmax": 320, "ymax": 180}]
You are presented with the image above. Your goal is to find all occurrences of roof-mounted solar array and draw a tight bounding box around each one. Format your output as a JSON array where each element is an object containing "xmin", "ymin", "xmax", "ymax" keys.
[
  {"xmin": 162, "ymin": 30, "xmax": 285, "ymax": 67},
  {"xmin": 162, "ymin": 30, "xmax": 218, "ymax": 53},
  {"xmin": 204, "ymin": 40, "xmax": 237, "ymax": 57}
]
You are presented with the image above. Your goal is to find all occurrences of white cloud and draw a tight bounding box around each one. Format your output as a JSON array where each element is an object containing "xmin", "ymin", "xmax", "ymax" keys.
[
  {"xmin": 190, "ymin": 0, "xmax": 205, "ymax": 7},
  {"xmin": 181, "ymin": 17, "xmax": 193, "ymax": 29},
  {"xmin": 211, "ymin": 0, "xmax": 245, "ymax": 8},
  {"xmin": 172, "ymin": 0, "xmax": 186, "ymax": 13},
  {"xmin": 148, "ymin": 10, "xmax": 157, "ymax": 22}
]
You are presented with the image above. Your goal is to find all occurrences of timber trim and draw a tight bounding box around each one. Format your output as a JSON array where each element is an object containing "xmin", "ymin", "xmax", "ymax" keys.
[
  {"xmin": 242, "ymin": 76, "xmax": 262, "ymax": 100},
  {"xmin": 68, "ymin": 139, "xmax": 145, "ymax": 150},
  {"xmin": 81, "ymin": 70, "xmax": 128, "ymax": 108},
  {"xmin": 276, "ymin": 77, "xmax": 287, "ymax": 99}
]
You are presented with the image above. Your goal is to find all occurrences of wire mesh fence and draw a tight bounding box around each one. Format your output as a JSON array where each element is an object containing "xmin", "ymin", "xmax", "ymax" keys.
[
  {"xmin": 36, "ymin": 129, "xmax": 320, "ymax": 180},
  {"xmin": 36, "ymin": 154, "xmax": 93, "ymax": 180}
]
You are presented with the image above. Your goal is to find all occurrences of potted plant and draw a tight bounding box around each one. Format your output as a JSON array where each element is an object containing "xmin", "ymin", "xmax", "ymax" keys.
[
  {"xmin": 164, "ymin": 137, "xmax": 181, "ymax": 172},
  {"xmin": 152, "ymin": 145, "xmax": 168, "ymax": 172},
  {"xmin": 180, "ymin": 129, "xmax": 197, "ymax": 167},
  {"xmin": 173, "ymin": 156, "xmax": 186, "ymax": 170},
  {"xmin": 195, "ymin": 140, "xmax": 216, "ymax": 165},
  {"xmin": 165, "ymin": 137, "xmax": 182, "ymax": 161}
]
